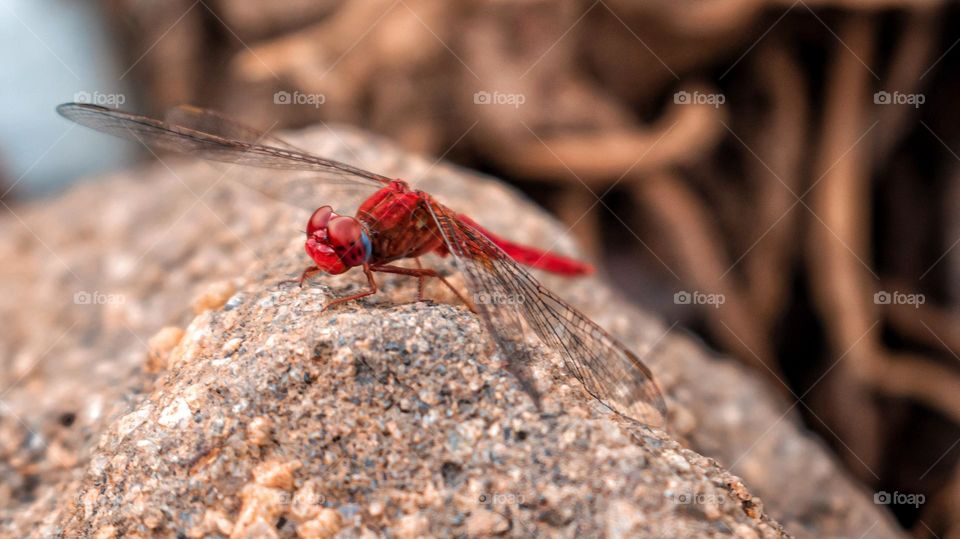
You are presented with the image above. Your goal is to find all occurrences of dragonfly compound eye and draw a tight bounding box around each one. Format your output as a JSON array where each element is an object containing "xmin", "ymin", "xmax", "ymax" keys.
[
  {"xmin": 327, "ymin": 216, "xmax": 361, "ymax": 246},
  {"xmin": 307, "ymin": 206, "xmax": 335, "ymax": 236}
]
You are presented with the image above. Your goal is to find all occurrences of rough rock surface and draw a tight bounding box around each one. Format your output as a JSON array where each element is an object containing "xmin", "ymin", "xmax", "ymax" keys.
[{"xmin": 0, "ymin": 126, "xmax": 901, "ymax": 537}]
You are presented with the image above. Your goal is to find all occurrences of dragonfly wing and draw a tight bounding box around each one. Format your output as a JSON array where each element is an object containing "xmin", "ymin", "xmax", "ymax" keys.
[
  {"xmin": 426, "ymin": 203, "xmax": 667, "ymax": 427},
  {"xmin": 164, "ymin": 104, "xmax": 308, "ymax": 153},
  {"xmin": 57, "ymin": 103, "xmax": 390, "ymax": 187}
]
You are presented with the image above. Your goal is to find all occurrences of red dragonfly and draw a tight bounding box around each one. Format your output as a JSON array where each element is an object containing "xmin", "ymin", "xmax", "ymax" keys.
[{"xmin": 57, "ymin": 103, "xmax": 667, "ymax": 426}]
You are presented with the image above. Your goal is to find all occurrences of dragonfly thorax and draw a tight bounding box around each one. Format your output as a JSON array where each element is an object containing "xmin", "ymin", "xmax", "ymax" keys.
[{"xmin": 304, "ymin": 206, "xmax": 371, "ymax": 274}]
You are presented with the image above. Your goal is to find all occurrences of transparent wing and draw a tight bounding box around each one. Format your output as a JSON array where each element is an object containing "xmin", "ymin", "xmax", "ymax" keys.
[
  {"xmin": 426, "ymin": 202, "xmax": 667, "ymax": 426},
  {"xmin": 57, "ymin": 103, "xmax": 391, "ymax": 188},
  {"xmin": 163, "ymin": 104, "xmax": 309, "ymax": 153}
]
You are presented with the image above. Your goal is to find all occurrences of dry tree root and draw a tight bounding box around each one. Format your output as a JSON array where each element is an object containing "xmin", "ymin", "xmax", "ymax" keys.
[
  {"xmin": 806, "ymin": 12, "xmax": 883, "ymax": 480},
  {"xmin": 636, "ymin": 171, "xmax": 786, "ymax": 392}
]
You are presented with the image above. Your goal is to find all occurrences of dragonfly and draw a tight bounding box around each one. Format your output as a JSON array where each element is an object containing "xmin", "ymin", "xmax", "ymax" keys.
[{"xmin": 57, "ymin": 102, "xmax": 667, "ymax": 427}]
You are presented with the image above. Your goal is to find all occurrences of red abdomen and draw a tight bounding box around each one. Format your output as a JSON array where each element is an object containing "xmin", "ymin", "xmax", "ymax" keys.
[{"xmin": 457, "ymin": 215, "xmax": 593, "ymax": 276}]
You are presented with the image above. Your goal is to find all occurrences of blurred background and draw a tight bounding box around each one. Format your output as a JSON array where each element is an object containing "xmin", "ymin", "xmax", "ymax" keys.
[{"xmin": 2, "ymin": 0, "xmax": 959, "ymax": 536}]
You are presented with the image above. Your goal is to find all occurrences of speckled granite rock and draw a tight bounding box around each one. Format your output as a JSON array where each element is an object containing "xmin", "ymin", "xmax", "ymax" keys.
[
  {"xmin": 61, "ymin": 293, "xmax": 783, "ymax": 537},
  {"xmin": 0, "ymin": 126, "xmax": 900, "ymax": 537}
]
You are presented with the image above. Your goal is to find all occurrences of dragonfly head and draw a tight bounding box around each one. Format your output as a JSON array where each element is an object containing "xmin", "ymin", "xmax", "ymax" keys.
[{"xmin": 304, "ymin": 206, "xmax": 371, "ymax": 274}]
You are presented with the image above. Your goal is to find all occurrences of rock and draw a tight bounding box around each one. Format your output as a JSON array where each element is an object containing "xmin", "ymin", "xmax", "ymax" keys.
[
  {"xmin": 466, "ymin": 509, "xmax": 510, "ymax": 536},
  {"xmin": 253, "ymin": 460, "xmax": 301, "ymax": 490},
  {"xmin": 296, "ymin": 509, "xmax": 342, "ymax": 539},
  {"xmin": 146, "ymin": 326, "xmax": 186, "ymax": 373},
  {"xmin": 247, "ymin": 416, "xmax": 274, "ymax": 447},
  {"xmin": 59, "ymin": 291, "xmax": 785, "ymax": 536},
  {"xmin": 0, "ymin": 125, "xmax": 901, "ymax": 537},
  {"xmin": 193, "ymin": 279, "xmax": 240, "ymax": 315}
]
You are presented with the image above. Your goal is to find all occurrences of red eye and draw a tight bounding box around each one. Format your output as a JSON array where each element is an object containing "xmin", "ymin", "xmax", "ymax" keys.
[
  {"xmin": 305, "ymin": 238, "xmax": 348, "ymax": 274},
  {"xmin": 307, "ymin": 206, "xmax": 334, "ymax": 235},
  {"xmin": 328, "ymin": 216, "xmax": 361, "ymax": 245}
]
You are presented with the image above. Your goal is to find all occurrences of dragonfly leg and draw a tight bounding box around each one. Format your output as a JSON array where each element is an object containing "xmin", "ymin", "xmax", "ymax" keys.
[
  {"xmin": 280, "ymin": 265, "xmax": 322, "ymax": 288},
  {"xmin": 321, "ymin": 265, "xmax": 378, "ymax": 312},
  {"xmin": 413, "ymin": 258, "xmax": 427, "ymax": 301},
  {"xmin": 371, "ymin": 263, "xmax": 475, "ymax": 311}
]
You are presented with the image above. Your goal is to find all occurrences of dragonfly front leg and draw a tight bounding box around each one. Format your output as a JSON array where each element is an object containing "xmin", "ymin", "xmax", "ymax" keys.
[
  {"xmin": 371, "ymin": 262, "xmax": 475, "ymax": 312},
  {"xmin": 321, "ymin": 264, "xmax": 379, "ymax": 312},
  {"xmin": 279, "ymin": 266, "xmax": 322, "ymax": 288}
]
